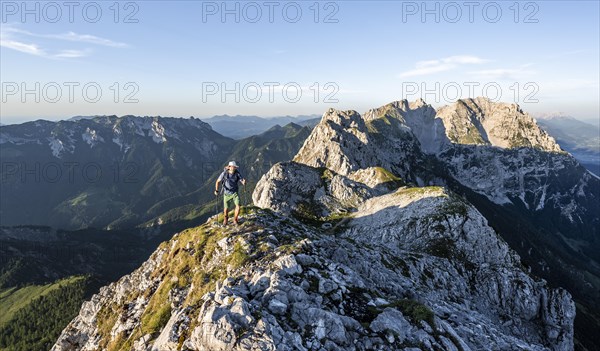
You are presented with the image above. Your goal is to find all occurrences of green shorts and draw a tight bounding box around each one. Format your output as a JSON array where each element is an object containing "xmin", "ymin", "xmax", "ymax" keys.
[{"xmin": 223, "ymin": 192, "xmax": 240, "ymax": 208}]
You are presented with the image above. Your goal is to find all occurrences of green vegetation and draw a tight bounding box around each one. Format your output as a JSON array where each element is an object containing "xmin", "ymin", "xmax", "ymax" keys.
[
  {"xmin": 375, "ymin": 105, "xmax": 405, "ymax": 124},
  {"xmin": 507, "ymin": 121, "xmax": 538, "ymax": 148},
  {"xmin": 277, "ymin": 243, "xmax": 304, "ymax": 256},
  {"xmin": 144, "ymin": 302, "xmax": 172, "ymax": 335},
  {"xmin": 372, "ymin": 167, "xmax": 401, "ymax": 183},
  {"xmin": 0, "ymin": 276, "xmax": 91, "ymax": 351},
  {"xmin": 439, "ymin": 195, "xmax": 469, "ymax": 217},
  {"xmin": 382, "ymin": 299, "xmax": 435, "ymax": 327},
  {"xmin": 342, "ymin": 286, "xmax": 435, "ymax": 331},
  {"xmin": 317, "ymin": 167, "xmax": 334, "ymax": 182},
  {"xmin": 396, "ymin": 186, "xmax": 445, "ymax": 197},
  {"xmin": 138, "ymin": 279, "xmax": 175, "ymax": 338},
  {"xmin": 425, "ymin": 238, "xmax": 456, "ymax": 259},
  {"xmin": 96, "ymin": 303, "xmax": 119, "ymax": 349},
  {"xmin": 226, "ymin": 241, "xmax": 250, "ymax": 269},
  {"xmin": 292, "ymin": 201, "xmax": 353, "ymax": 233},
  {"xmin": 416, "ymin": 191, "xmax": 469, "ymax": 226},
  {"xmin": 0, "ymin": 258, "xmax": 42, "ymax": 290},
  {"xmin": 0, "ymin": 276, "xmax": 87, "ymax": 326},
  {"xmin": 448, "ymin": 124, "xmax": 486, "ymax": 145},
  {"xmin": 293, "ymin": 201, "xmax": 321, "ymax": 223},
  {"xmin": 357, "ymin": 167, "xmax": 405, "ymax": 191}
]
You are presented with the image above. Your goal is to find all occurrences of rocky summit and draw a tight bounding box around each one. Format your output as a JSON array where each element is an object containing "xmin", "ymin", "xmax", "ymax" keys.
[{"xmin": 52, "ymin": 97, "xmax": 597, "ymax": 350}]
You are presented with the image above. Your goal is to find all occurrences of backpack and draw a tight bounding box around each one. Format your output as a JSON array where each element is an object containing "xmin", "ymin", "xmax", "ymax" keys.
[{"xmin": 221, "ymin": 169, "xmax": 241, "ymax": 192}]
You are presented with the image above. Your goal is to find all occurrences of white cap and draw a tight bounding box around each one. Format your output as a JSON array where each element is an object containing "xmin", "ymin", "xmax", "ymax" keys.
[{"xmin": 228, "ymin": 161, "xmax": 238, "ymax": 168}]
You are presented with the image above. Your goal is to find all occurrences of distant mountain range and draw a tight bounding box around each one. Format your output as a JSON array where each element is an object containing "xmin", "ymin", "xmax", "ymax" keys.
[
  {"xmin": 535, "ymin": 113, "xmax": 600, "ymax": 175},
  {"xmin": 0, "ymin": 116, "xmax": 311, "ymax": 230},
  {"xmin": 65, "ymin": 114, "xmax": 321, "ymax": 140},
  {"xmin": 199, "ymin": 114, "xmax": 320, "ymax": 139},
  {"xmin": 1, "ymin": 111, "xmax": 596, "ymax": 230}
]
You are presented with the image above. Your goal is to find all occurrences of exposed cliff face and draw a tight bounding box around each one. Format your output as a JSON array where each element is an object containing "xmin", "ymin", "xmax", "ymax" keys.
[
  {"xmin": 362, "ymin": 98, "xmax": 446, "ymax": 155},
  {"xmin": 427, "ymin": 98, "xmax": 596, "ymax": 224}
]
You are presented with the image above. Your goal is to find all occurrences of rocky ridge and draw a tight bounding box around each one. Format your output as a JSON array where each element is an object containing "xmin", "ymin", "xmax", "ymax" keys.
[
  {"xmin": 53, "ymin": 99, "xmax": 575, "ymax": 351},
  {"xmin": 52, "ymin": 97, "xmax": 596, "ymax": 350},
  {"xmin": 53, "ymin": 191, "xmax": 574, "ymax": 351}
]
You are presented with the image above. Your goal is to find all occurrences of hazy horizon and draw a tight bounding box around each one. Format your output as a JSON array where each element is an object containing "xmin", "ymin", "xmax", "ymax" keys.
[{"xmin": 1, "ymin": 102, "xmax": 598, "ymax": 127}]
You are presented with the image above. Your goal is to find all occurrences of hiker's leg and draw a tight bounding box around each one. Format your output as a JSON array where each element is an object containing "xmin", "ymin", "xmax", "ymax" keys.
[
  {"xmin": 233, "ymin": 193, "xmax": 240, "ymax": 224},
  {"xmin": 223, "ymin": 195, "xmax": 229, "ymax": 224},
  {"xmin": 234, "ymin": 205, "xmax": 240, "ymax": 223}
]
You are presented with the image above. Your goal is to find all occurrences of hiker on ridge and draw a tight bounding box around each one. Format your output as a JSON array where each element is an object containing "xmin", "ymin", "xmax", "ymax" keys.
[{"xmin": 214, "ymin": 161, "xmax": 247, "ymax": 225}]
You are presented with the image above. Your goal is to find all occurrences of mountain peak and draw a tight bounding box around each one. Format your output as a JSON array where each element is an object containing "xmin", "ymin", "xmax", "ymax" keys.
[
  {"xmin": 294, "ymin": 97, "xmax": 563, "ymax": 182},
  {"xmin": 434, "ymin": 97, "xmax": 562, "ymax": 151},
  {"xmin": 321, "ymin": 108, "xmax": 363, "ymax": 126}
]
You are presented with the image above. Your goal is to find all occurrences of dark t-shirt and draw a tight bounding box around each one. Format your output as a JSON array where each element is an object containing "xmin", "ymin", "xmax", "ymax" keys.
[{"xmin": 219, "ymin": 170, "xmax": 244, "ymax": 194}]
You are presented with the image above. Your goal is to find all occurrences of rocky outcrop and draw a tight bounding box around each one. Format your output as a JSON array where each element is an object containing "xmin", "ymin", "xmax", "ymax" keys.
[
  {"xmin": 435, "ymin": 98, "xmax": 561, "ymax": 151},
  {"xmin": 363, "ymin": 98, "xmax": 446, "ymax": 154},
  {"xmin": 252, "ymin": 162, "xmax": 392, "ymax": 218},
  {"xmin": 294, "ymin": 107, "xmax": 424, "ymax": 183},
  {"xmin": 294, "ymin": 109, "xmax": 370, "ymax": 176}
]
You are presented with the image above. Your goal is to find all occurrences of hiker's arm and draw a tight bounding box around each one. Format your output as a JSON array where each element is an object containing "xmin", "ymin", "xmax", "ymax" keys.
[
  {"xmin": 214, "ymin": 179, "xmax": 221, "ymax": 195},
  {"xmin": 237, "ymin": 172, "xmax": 246, "ymax": 186}
]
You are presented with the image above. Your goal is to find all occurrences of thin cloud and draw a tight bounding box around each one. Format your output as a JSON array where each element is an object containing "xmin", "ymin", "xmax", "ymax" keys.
[
  {"xmin": 55, "ymin": 49, "xmax": 91, "ymax": 58},
  {"xmin": 0, "ymin": 24, "xmax": 126, "ymax": 59},
  {"xmin": 47, "ymin": 32, "xmax": 128, "ymax": 48},
  {"xmin": 0, "ymin": 38, "xmax": 45, "ymax": 56},
  {"xmin": 399, "ymin": 55, "xmax": 488, "ymax": 77},
  {"xmin": 4, "ymin": 26, "xmax": 127, "ymax": 47},
  {"xmin": 0, "ymin": 35, "xmax": 89, "ymax": 59}
]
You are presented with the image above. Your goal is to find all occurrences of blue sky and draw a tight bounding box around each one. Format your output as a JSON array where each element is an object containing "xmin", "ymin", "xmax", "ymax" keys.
[{"xmin": 1, "ymin": 0, "xmax": 599, "ymax": 124}]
